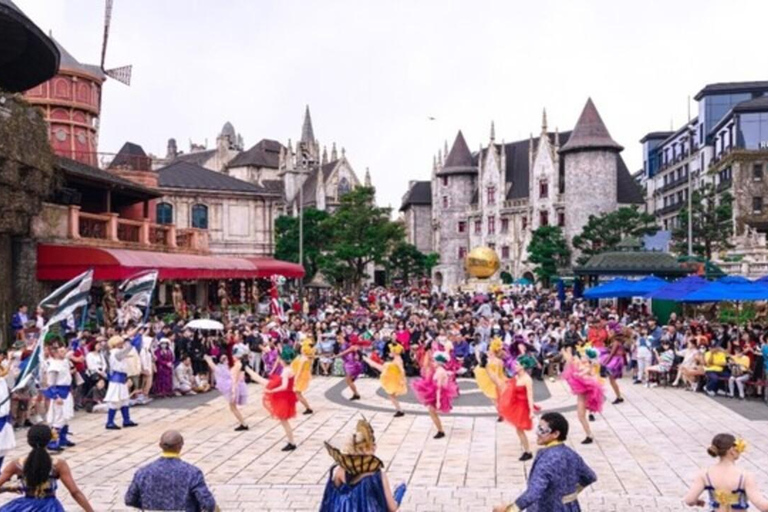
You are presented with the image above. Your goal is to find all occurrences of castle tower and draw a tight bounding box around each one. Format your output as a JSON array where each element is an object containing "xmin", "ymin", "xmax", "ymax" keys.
[
  {"xmin": 559, "ymin": 98, "xmax": 623, "ymax": 248},
  {"xmin": 432, "ymin": 130, "xmax": 476, "ymax": 291}
]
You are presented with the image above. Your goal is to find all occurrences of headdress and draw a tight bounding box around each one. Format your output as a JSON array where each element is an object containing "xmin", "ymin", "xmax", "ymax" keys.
[
  {"xmin": 323, "ymin": 416, "xmax": 383, "ymax": 477},
  {"xmin": 734, "ymin": 438, "xmax": 748, "ymax": 454},
  {"xmin": 584, "ymin": 347, "xmax": 599, "ymax": 361},
  {"xmin": 280, "ymin": 345, "xmax": 296, "ymax": 363},
  {"xmin": 300, "ymin": 338, "xmax": 315, "ymax": 356},
  {"xmin": 489, "ymin": 337, "xmax": 503, "ymax": 354},
  {"xmin": 433, "ymin": 351, "xmax": 449, "ymax": 365},
  {"xmin": 389, "ymin": 343, "xmax": 404, "ymax": 355},
  {"xmin": 516, "ymin": 354, "xmax": 537, "ymax": 371},
  {"xmin": 107, "ymin": 336, "xmax": 123, "ymax": 349}
]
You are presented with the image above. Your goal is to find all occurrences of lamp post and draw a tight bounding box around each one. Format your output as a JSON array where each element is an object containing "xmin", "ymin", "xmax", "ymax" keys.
[
  {"xmin": 298, "ymin": 150, "xmax": 313, "ymax": 300},
  {"xmin": 687, "ymin": 98, "xmax": 694, "ymax": 257}
]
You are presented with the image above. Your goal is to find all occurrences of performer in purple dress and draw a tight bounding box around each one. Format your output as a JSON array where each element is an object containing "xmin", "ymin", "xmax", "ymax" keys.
[
  {"xmin": 494, "ymin": 412, "xmax": 597, "ymax": 512},
  {"xmin": 335, "ymin": 340, "xmax": 365, "ymax": 401}
]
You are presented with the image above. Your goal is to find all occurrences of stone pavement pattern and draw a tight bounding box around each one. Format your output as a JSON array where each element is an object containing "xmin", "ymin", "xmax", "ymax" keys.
[{"xmin": 0, "ymin": 376, "xmax": 766, "ymax": 511}]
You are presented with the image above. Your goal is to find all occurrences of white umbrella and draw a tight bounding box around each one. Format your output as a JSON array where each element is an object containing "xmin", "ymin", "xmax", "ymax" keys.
[{"xmin": 185, "ymin": 319, "xmax": 224, "ymax": 331}]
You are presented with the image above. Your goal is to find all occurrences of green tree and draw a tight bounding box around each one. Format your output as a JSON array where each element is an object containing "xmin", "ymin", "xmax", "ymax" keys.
[
  {"xmin": 572, "ymin": 206, "xmax": 659, "ymax": 264},
  {"xmin": 274, "ymin": 207, "xmax": 330, "ymax": 282},
  {"xmin": 320, "ymin": 186, "xmax": 405, "ymax": 291},
  {"xmin": 388, "ymin": 242, "xmax": 425, "ymax": 285},
  {"xmin": 527, "ymin": 226, "xmax": 570, "ymax": 287},
  {"xmin": 672, "ymin": 184, "xmax": 733, "ymax": 259},
  {"xmin": 424, "ymin": 252, "xmax": 440, "ymax": 276}
]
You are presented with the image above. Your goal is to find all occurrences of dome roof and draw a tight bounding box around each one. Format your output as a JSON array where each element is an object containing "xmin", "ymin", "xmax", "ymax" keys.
[{"xmin": 221, "ymin": 121, "xmax": 236, "ymax": 139}]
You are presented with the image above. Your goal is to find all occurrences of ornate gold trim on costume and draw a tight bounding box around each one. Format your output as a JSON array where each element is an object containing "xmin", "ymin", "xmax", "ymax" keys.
[{"xmin": 323, "ymin": 442, "xmax": 384, "ymax": 476}]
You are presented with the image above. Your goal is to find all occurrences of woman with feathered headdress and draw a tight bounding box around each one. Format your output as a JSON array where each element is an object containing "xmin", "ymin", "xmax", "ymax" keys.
[
  {"xmin": 320, "ymin": 418, "xmax": 406, "ymax": 511},
  {"xmin": 411, "ymin": 351, "xmax": 459, "ymax": 439},
  {"xmin": 244, "ymin": 346, "xmax": 299, "ymax": 452},
  {"xmin": 493, "ymin": 354, "xmax": 538, "ymax": 462},
  {"xmin": 363, "ymin": 342, "xmax": 408, "ymax": 418},
  {"xmin": 290, "ymin": 338, "xmax": 316, "ymax": 415},
  {"xmin": 473, "ymin": 337, "xmax": 508, "ymax": 416},
  {"xmin": 561, "ymin": 348, "xmax": 605, "ymax": 445}
]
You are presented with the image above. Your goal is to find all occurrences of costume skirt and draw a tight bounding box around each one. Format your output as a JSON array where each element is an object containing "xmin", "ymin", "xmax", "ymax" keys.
[
  {"xmin": 104, "ymin": 382, "xmax": 130, "ymax": 403},
  {"xmin": 497, "ymin": 378, "xmax": 533, "ymax": 431},
  {"xmin": 214, "ymin": 365, "xmax": 247, "ymax": 406},
  {"xmin": 0, "ymin": 497, "xmax": 65, "ymax": 512},
  {"xmin": 562, "ymin": 363, "xmax": 605, "ymax": 414},
  {"xmin": 411, "ymin": 377, "xmax": 459, "ymax": 413},
  {"xmin": 263, "ymin": 375, "xmax": 297, "ymax": 420},
  {"xmin": 380, "ymin": 363, "xmax": 407, "ymax": 396}
]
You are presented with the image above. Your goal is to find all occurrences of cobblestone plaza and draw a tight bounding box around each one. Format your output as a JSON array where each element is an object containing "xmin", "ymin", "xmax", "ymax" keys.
[{"xmin": 0, "ymin": 376, "xmax": 766, "ymax": 511}]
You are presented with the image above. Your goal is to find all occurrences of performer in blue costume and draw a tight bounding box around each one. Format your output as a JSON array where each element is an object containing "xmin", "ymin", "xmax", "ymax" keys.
[
  {"xmin": 0, "ymin": 425, "xmax": 94, "ymax": 511},
  {"xmin": 105, "ymin": 332, "xmax": 139, "ymax": 430},
  {"xmin": 320, "ymin": 418, "xmax": 406, "ymax": 512},
  {"xmin": 43, "ymin": 341, "xmax": 75, "ymax": 451},
  {"xmin": 494, "ymin": 412, "xmax": 597, "ymax": 512}
]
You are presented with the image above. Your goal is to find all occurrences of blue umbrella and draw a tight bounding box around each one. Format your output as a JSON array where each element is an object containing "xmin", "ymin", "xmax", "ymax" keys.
[
  {"xmin": 625, "ymin": 276, "xmax": 668, "ymax": 296},
  {"xmin": 583, "ymin": 278, "xmax": 632, "ymax": 299},
  {"xmin": 644, "ymin": 275, "xmax": 708, "ymax": 300},
  {"xmin": 681, "ymin": 276, "xmax": 768, "ymax": 302}
]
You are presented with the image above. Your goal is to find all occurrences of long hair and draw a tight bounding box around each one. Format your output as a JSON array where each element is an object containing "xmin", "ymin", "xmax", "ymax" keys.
[{"xmin": 24, "ymin": 425, "xmax": 53, "ymax": 490}]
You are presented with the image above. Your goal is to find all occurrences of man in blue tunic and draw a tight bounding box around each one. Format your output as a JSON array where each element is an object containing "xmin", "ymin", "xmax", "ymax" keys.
[
  {"xmin": 125, "ymin": 430, "xmax": 217, "ymax": 512},
  {"xmin": 494, "ymin": 412, "xmax": 597, "ymax": 512}
]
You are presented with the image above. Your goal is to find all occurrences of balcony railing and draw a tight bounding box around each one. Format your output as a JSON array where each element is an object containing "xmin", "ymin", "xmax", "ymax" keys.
[
  {"xmin": 656, "ymin": 201, "xmax": 685, "ymax": 216},
  {"xmin": 716, "ymin": 179, "xmax": 732, "ymax": 192},
  {"xmin": 32, "ymin": 203, "xmax": 208, "ymax": 254},
  {"xmin": 657, "ymin": 173, "xmax": 690, "ymax": 194}
]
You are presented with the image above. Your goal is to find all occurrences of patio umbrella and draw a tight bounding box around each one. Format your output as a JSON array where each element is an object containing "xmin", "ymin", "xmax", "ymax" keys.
[
  {"xmin": 186, "ymin": 319, "xmax": 225, "ymax": 330},
  {"xmin": 681, "ymin": 276, "xmax": 768, "ymax": 302},
  {"xmin": 583, "ymin": 278, "xmax": 632, "ymax": 299},
  {"xmin": 644, "ymin": 275, "xmax": 708, "ymax": 300},
  {"xmin": 624, "ymin": 276, "xmax": 667, "ymax": 296}
]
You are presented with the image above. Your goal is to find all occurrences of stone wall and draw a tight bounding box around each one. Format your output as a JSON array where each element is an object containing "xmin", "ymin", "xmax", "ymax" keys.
[
  {"xmin": 432, "ymin": 173, "xmax": 474, "ymax": 290},
  {"xmin": 731, "ymin": 156, "xmax": 768, "ymax": 236},
  {"xmin": 563, "ymin": 150, "xmax": 618, "ymax": 249},
  {"xmin": 405, "ymin": 205, "xmax": 432, "ymax": 254}
]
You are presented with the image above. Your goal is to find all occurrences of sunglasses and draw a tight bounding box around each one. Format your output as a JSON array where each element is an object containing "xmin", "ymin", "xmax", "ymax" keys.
[{"xmin": 536, "ymin": 425, "xmax": 552, "ymax": 436}]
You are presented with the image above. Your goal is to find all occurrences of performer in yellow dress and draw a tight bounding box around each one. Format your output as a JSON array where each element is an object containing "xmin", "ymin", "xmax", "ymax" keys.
[
  {"xmin": 364, "ymin": 343, "xmax": 407, "ymax": 418},
  {"xmin": 290, "ymin": 339, "xmax": 315, "ymax": 415},
  {"xmin": 474, "ymin": 338, "xmax": 508, "ymax": 420}
]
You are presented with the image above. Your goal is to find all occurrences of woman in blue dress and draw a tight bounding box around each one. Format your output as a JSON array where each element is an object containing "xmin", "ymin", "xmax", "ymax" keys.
[
  {"xmin": 320, "ymin": 418, "xmax": 405, "ymax": 511},
  {"xmin": 0, "ymin": 424, "xmax": 94, "ymax": 511}
]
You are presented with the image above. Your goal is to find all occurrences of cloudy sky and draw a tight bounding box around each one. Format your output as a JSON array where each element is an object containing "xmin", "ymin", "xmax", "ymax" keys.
[{"xmin": 17, "ymin": 0, "xmax": 768, "ymax": 211}]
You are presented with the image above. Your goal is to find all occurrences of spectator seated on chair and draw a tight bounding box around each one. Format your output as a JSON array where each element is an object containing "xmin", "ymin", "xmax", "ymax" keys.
[
  {"xmin": 644, "ymin": 340, "xmax": 675, "ymax": 387},
  {"xmin": 728, "ymin": 350, "xmax": 751, "ymax": 400},
  {"xmin": 704, "ymin": 346, "xmax": 730, "ymax": 397}
]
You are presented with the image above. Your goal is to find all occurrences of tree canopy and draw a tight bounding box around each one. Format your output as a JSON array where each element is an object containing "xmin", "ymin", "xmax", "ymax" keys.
[
  {"xmin": 274, "ymin": 207, "xmax": 330, "ymax": 283},
  {"xmin": 318, "ymin": 186, "xmax": 405, "ymax": 290},
  {"xmin": 527, "ymin": 225, "xmax": 570, "ymax": 287},
  {"xmin": 572, "ymin": 206, "xmax": 659, "ymax": 264},
  {"xmin": 672, "ymin": 184, "xmax": 733, "ymax": 259}
]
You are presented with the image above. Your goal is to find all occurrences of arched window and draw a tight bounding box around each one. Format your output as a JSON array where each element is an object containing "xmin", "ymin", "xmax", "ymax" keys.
[
  {"xmin": 156, "ymin": 202, "xmax": 173, "ymax": 225},
  {"xmin": 191, "ymin": 204, "xmax": 208, "ymax": 229},
  {"xmin": 337, "ymin": 177, "xmax": 351, "ymax": 197}
]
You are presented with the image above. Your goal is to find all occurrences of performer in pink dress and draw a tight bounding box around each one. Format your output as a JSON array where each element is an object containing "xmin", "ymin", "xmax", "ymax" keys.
[
  {"xmin": 561, "ymin": 348, "xmax": 605, "ymax": 444},
  {"xmin": 411, "ymin": 352, "xmax": 459, "ymax": 439}
]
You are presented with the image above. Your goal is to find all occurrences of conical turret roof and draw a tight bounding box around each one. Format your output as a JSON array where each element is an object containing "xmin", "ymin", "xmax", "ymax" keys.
[
  {"xmin": 559, "ymin": 98, "xmax": 623, "ymax": 154},
  {"xmin": 301, "ymin": 105, "xmax": 315, "ymax": 144},
  {"xmin": 437, "ymin": 130, "xmax": 476, "ymax": 175}
]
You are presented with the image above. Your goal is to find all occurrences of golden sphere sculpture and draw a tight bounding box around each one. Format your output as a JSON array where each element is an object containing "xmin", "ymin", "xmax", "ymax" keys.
[{"xmin": 465, "ymin": 246, "xmax": 500, "ymax": 279}]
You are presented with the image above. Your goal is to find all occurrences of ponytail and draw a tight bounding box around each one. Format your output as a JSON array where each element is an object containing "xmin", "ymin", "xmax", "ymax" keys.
[{"xmin": 24, "ymin": 425, "xmax": 53, "ymax": 490}]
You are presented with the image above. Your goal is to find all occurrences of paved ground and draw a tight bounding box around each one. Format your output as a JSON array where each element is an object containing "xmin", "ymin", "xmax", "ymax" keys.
[{"xmin": 0, "ymin": 375, "xmax": 767, "ymax": 511}]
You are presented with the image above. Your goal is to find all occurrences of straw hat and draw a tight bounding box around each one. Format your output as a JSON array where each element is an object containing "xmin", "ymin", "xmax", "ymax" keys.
[{"xmin": 107, "ymin": 336, "xmax": 124, "ymax": 349}]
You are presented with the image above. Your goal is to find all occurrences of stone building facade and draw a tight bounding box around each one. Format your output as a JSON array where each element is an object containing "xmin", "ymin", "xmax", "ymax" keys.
[
  {"xmin": 400, "ymin": 181, "xmax": 433, "ymax": 254},
  {"xmin": 416, "ymin": 99, "xmax": 644, "ymax": 291}
]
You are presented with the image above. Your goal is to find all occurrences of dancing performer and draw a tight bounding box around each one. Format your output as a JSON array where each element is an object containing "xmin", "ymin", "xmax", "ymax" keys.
[
  {"xmin": 474, "ymin": 338, "xmax": 508, "ymax": 419},
  {"xmin": 562, "ymin": 348, "xmax": 604, "ymax": 444},
  {"xmin": 0, "ymin": 425, "xmax": 95, "ymax": 511},
  {"xmin": 320, "ymin": 418, "xmax": 406, "ymax": 511},
  {"xmin": 290, "ymin": 339, "xmax": 315, "ymax": 415},
  {"xmin": 363, "ymin": 343, "xmax": 407, "ymax": 418},
  {"xmin": 104, "ymin": 333, "xmax": 139, "ymax": 430},
  {"xmin": 494, "ymin": 355, "xmax": 536, "ymax": 461},
  {"xmin": 0, "ymin": 361, "xmax": 15, "ymax": 469},
  {"xmin": 246, "ymin": 346, "xmax": 298, "ymax": 451},
  {"xmin": 411, "ymin": 352, "xmax": 459, "ymax": 439},
  {"xmin": 43, "ymin": 341, "xmax": 75, "ymax": 451},
  {"xmin": 203, "ymin": 346, "xmax": 249, "ymax": 432},
  {"xmin": 335, "ymin": 338, "xmax": 364, "ymax": 401},
  {"xmin": 600, "ymin": 327, "xmax": 627, "ymax": 405}
]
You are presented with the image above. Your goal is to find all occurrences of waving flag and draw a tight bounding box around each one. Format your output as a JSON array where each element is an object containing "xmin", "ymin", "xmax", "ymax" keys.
[
  {"xmin": 118, "ymin": 270, "xmax": 158, "ymax": 325},
  {"xmin": 10, "ymin": 270, "xmax": 94, "ymax": 397}
]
